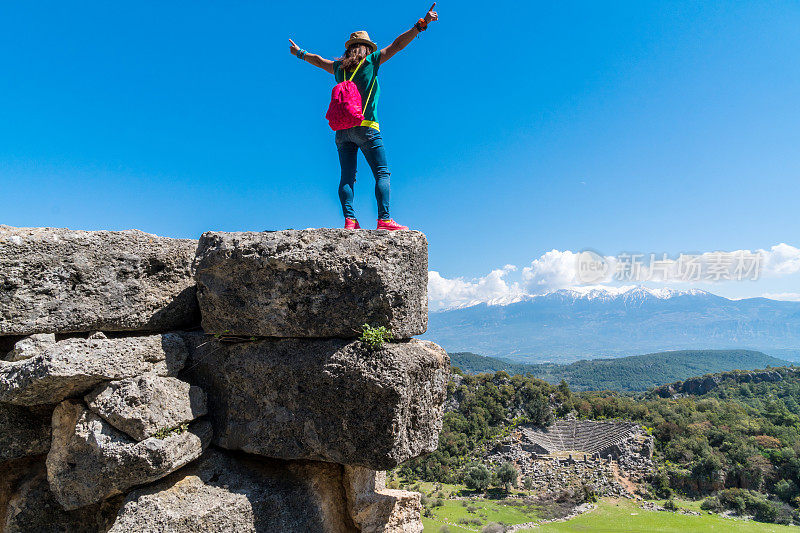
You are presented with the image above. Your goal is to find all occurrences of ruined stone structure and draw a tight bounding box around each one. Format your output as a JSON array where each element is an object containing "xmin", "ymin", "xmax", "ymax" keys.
[
  {"xmin": 0, "ymin": 225, "xmax": 449, "ymax": 532},
  {"xmin": 487, "ymin": 419, "xmax": 654, "ymax": 497}
]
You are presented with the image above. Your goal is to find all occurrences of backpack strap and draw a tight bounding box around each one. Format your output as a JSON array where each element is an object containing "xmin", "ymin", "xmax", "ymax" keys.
[
  {"xmin": 344, "ymin": 57, "xmax": 377, "ymax": 115},
  {"xmin": 347, "ymin": 58, "xmax": 366, "ymax": 81},
  {"xmin": 362, "ymin": 76, "xmax": 376, "ymax": 113}
]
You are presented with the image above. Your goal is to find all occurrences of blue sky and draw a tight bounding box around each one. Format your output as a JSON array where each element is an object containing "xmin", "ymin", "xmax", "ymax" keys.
[{"xmin": 1, "ymin": 2, "xmax": 798, "ymax": 303}]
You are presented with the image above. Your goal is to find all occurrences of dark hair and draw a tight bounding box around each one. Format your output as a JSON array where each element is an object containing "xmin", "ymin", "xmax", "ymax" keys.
[{"xmin": 339, "ymin": 44, "xmax": 369, "ymax": 72}]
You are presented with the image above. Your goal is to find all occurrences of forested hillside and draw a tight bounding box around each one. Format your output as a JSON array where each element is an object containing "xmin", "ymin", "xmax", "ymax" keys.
[
  {"xmin": 450, "ymin": 350, "xmax": 789, "ymax": 391},
  {"xmin": 401, "ymin": 366, "xmax": 800, "ymax": 525}
]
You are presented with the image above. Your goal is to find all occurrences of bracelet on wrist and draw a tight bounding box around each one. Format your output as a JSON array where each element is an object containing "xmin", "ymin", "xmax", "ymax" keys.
[
  {"xmin": 296, "ymin": 49, "xmax": 307, "ymax": 59},
  {"xmin": 415, "ymin": 18, "xmax": 428, "ymax": 32}
]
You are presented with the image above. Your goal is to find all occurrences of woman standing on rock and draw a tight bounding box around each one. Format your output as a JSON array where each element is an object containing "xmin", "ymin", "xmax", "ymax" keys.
[{"xmin": 289, "ymin": 4, "xmax": 439, "ymax": 231}]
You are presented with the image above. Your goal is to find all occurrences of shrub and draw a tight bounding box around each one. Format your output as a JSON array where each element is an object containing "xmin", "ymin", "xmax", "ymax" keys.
[
  {"xmin": 709, "ymin": 489, "xmax": 796, "ymax": 524},
  {"xmin": 495, "ymin": 462, "xmax": 518, "ymax": 492},
  {"xmin": 359, "ymin": 324, "xmax": 392, "ymax": 349},
  {"xmin": 774, "ymin": 479, "xmax": 799, "ymax": 503},
  {"xmin": 482, "ymin": 523, "xmax": 507, "ymax": 533},
  {"xmin": 700, "ymin": 496, "xmax": 721, "ymax": 512},
  {"xmin": 650, "ymin": 469, "xmax": 672, "ymax": 499},
  {"xmin": 439, "ymin": 527, "xmax": 451, "ymax": 533},
  {"xmin": 579, "ymin": 483, "xmax": 598, "ymax": 503},
  {"xmin": 754, "ymin": 435, "xmax": 782, "ymax": 449},
  {"xmin": 663, "ymin": 499, "xmax": 678, "ymax": 511},
  {"xmin": 153, "ymin": 422, "xmax": 189, "ymax": 439},
  {"xmin": 464, "ymin": 464, "xmax": 491, "ymax": 492}
]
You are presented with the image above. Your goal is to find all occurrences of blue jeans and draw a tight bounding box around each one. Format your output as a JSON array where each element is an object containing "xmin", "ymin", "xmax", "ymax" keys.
[{"xmin": 335, "ymin": 126, "xmax": 391, "ymax": 221}]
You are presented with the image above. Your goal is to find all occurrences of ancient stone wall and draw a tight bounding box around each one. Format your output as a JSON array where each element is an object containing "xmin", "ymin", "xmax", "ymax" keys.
[{"xmin": 0, "ymin": 225, "xmax": 448, "ymax": 532}]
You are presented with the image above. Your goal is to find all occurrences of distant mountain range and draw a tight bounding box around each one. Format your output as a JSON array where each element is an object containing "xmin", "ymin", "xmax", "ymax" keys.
[
  {"xmin": 449, "ymin": 349, "xmax": 791, "ymax": 391},
  {"xmin": 424, "ymin": 286, "xmax": 800, "ymax": 363}
]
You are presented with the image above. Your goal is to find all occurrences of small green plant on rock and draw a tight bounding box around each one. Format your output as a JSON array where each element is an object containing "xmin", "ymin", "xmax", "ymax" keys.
[
  {"xmin": 153, "ymin": 422, "xmax": 189, "ymax": 440},
  {"xmin": 359, "ymin": 324, "xmax": 392, "ymax": 350}
]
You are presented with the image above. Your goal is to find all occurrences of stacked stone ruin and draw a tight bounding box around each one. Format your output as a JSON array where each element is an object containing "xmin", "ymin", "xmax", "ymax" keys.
[
  {"xmin": 0, "ymin": 225, "xmax": 449, "ymax": 532},
  {"xmin": 520, "ymin": 420, "xmax": 643, "ymax": 457},
  {"xmin": 487, "ymin": 420, "xmax": 655, "ymax": 497}
]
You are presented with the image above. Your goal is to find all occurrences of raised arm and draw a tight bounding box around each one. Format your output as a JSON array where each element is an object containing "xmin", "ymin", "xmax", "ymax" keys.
[
  {"xmin": 380, "ymin": 3, "xmax": 439, "ymax": 63},
  {"xmin": 289, "ymin": 39, "xmax": 335, "ymax": 74}
]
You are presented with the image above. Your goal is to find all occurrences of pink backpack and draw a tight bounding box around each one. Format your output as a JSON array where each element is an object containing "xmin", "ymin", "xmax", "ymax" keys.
[{"xmin": 326, "ymin": 58, "xmax": 376, "ymax": 131}]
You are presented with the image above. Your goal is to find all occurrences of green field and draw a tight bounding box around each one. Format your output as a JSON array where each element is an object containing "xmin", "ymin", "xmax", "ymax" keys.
[
  {"xmin": 421, "ymin": 498, "xmax": 800, "ymax": 533},
  {"xmin": 421, "ymin": 498, "xmax": 537, "ymax": 532}
]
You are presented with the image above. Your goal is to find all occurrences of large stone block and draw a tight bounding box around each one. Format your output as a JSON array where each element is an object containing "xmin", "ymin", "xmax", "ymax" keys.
[
  {"xmin": 5, "ymin": 333, "xmax": 55, "ymax": 362},
  {"xmin": 184, "ymin": 335, "xmax": 450, "ymax": 469},
  {"xmin": 2, "ymin": 458, "xmax": 122, "ymax": 533},
  {"xmin": 194, "ymin": 229, "xmax": 428, "ymax": 338},
  {"xmin": 46, "ymin": 400, "xmax": 211, "ymax": 510},
  {"xmin": 0, "ymin": 226, "xmax": 199, "ymax": 335},
  {"xmin": 108, "ymin": 449, "xmax": 354, "ymax": 533},
  {"xmin": 345, "ymin": 466, "xmax": 423, "ymax": 533},
  {"xmin": 0, "ymin": 403, "xmax": 52, "ymax": 463},
  {"xmin": 0, "ymin": 333, "xmax": 188, "ymax": 406},
  {"xmin": 85, "ymin": 375, "xmax": 208, "ymax": 441}
]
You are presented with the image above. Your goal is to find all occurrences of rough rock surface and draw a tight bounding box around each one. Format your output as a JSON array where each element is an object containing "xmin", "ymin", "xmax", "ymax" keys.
[
  {"xmin": 345, "ymin": 466, "xmax": 423, "ymax": 533},
  {"xmin": 1, "ymin": 456, "xmax": 41, "ymax": 527},
  {"xmin": 0, "ymin": 333, "xmax": 188, "ymax": 405},
  {"xmin": 0, "ymin": 403, "xmax": 53, "ymax": 462},
  {"xmin": 86, "ymin": 375, "xmax": 208, "ymax": 441},
  {"xmin": 2, "ymin": 458, "xmax": 122, "ymax": 533},
  {"xmin": 109, "ymin": 449, "xmax": 354, "ymax": 533},
  {"xmin": 194, "ymin": 229, "xmax": 428, "ymax": 338},
  {"xmin": 185, "ymin": 335, "xmax": 450, "ymax": 469},
  {"xmin": 0, "ymin": 226, "xmax": 199, "ymax": 335},
  {"xmin": 6, "ymin": 333, "xmax": 55, "ymax": 361},
  {"xmin": 47, "ymin": 400, "xmax": 211, "ymax": 510}
]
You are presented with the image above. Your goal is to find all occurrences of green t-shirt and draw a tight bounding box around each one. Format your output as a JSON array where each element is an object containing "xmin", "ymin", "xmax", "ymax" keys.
[{"xmin": 333, "ymin": 50, "xmax": 381, "ymax": 128}]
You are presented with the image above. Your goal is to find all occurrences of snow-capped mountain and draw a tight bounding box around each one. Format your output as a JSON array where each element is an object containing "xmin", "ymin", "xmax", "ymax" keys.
[
  {"xmin": 423, "ymin": 286, "xmax": 800, "ymax": 362},
  {"xmin": 531, "ymin": 285, "xmax": 714, "ymax": 305}
]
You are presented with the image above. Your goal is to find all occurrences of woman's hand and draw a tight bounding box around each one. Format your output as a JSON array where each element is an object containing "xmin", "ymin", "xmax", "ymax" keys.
[
  {"xmin": 288, "ymin": 39, "xmax": 300, "ymax": 56},
  {"xmin": 424, "ymin": 3, "xmax": 438, "ymax": 24}
]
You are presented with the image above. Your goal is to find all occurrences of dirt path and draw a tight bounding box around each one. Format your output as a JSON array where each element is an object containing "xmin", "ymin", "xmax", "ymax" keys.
[{"xmin": 611, "ymin": 463, "xmax": 638, "ymax": 496}]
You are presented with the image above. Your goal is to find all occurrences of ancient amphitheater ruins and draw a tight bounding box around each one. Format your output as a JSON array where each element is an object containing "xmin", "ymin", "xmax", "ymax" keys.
[{"xmin": 488, "ymin": 419, "xmax": 655, "ymax": 497}]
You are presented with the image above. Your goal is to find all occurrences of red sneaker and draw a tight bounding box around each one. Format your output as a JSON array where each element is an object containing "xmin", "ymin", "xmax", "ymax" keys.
[
  {"xmin": 376, "ymin": 219, "xmax": 409, "ymax": 231},
  {"xmin": 344, "ymin": 218, "xmax": 361, "ymax": 230}
]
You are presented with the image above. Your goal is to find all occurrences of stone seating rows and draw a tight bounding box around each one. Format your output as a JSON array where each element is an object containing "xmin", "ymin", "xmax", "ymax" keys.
[{"xmin": 520, "ymin": 420, "xmax": 639, "ymax": 454}]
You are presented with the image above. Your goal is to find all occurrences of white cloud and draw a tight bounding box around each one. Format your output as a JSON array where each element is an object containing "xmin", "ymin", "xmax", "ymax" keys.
[
  {"xmin": 428, "ymin": 266, "xmax": 524, "ymax": 312},
  {"xmin": 520, "ymin": 249, "xmax": 586, "ymax": 289},
  {"xmin": 761, "ymin": 243, "xmax": 800, "ymax": 277},
  {"xmin": 429, "ymin": 243, "xmax": 800, "ymax": 311}
]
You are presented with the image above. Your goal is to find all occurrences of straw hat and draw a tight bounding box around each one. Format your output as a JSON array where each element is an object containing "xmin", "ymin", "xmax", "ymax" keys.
[{"xmin": 345, "ymin": 30, "xmax": 377, "ymax": 53}]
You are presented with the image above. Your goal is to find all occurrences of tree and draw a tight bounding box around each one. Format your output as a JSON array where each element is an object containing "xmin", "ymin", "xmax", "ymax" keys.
[
  {"xmin": 774, "ymin": 479, "xmax": 798, "ymax": 503},
  {"xmin": 464, "ymin": 464, "xmax": 491, "ymax": 492},
  {"xmin": 496, "ymin": 462, "xmax": 518, "ymax": 492},
  {"xmin": 558, "ymin": 379, "xmax": 571, "ymax": 396}
]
